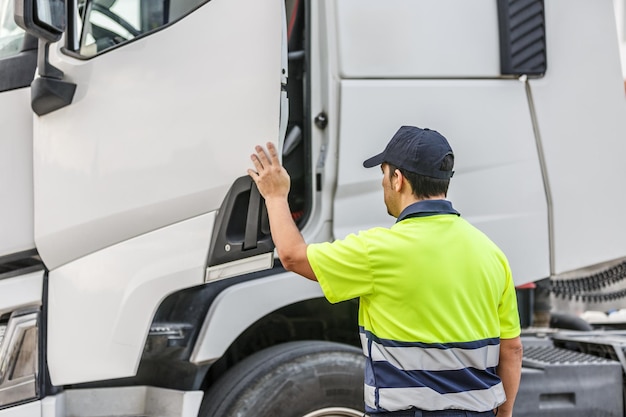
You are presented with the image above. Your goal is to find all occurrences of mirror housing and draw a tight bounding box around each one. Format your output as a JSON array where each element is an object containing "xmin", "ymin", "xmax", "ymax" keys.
[
  {"xmin": 14, "ymin": 0, "xmax": 77, "ymax": 115},
  {"xmin": 14, "ymin": 0, "xmax": 65, "ymax": 42}
]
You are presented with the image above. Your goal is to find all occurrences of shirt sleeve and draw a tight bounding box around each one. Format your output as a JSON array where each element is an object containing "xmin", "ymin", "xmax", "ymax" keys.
[
  {"xmin": 498, "ymin": 261, "xmax": 522, "ymax": 339},
  {"xmin": 306, "ymin": 232, "xmax": 374, "ymax": 303}
]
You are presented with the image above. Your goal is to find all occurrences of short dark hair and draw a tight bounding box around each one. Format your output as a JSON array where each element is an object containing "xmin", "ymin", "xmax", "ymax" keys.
[{"xmin": 388, "ymin": 154, "xmax": 454, "ymax": 199}]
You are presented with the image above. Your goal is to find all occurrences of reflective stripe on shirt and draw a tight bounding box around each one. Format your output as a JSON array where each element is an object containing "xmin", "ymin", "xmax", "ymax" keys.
[
  {"xmin": 361, "ymin": 328, "xmax": 505, "ymax": 412},
  {"xmin": 365, "ymin": 383, "xmax": 505, "ymax": 412}
]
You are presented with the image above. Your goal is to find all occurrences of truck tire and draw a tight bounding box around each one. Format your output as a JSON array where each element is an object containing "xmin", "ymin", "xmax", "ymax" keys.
[{"xmin": 199, "ymin": 341, "xmax": 365, "ymax": 417}]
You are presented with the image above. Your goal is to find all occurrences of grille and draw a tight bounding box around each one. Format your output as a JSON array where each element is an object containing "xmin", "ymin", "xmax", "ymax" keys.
[
  {"xmin": 497, "ymin": 0, "xmax": 547, "ymax": 75},
  {"xmin": 523, "ymin": 345, "xmax": 615, "ymax": 367},
  {"xmin": 553, "ymin": 331, "xmax": 626, "ymax": 368}
]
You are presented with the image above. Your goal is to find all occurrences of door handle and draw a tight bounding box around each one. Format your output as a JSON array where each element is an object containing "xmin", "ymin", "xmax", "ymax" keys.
[
  {"xmin": 207, "ymin": 176, "xmax": 274, "ymax": 268},
  {"xmin": 243, "ymin": 183, "xmax": 261, "ymax": 251}
]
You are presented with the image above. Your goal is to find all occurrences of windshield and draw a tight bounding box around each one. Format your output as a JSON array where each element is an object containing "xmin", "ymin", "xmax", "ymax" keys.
[{"xmin": 0, "ymin": 0, "xmax": 25, "ymax": 58}]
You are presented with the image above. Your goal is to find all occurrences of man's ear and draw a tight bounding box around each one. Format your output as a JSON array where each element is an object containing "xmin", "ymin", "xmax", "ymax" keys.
[{"xmin": 393, "ymin": 169, "xmax": 404, "ymax": 192}]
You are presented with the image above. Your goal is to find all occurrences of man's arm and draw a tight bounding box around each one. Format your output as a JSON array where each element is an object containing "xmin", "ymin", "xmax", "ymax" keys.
[
  {"xmin": 496, "ymin": 336, "xmax": 523, "ymax": 417},
  {"xmin": 248, "ymin": 142, "xmax": 317, "ymax": 281}
]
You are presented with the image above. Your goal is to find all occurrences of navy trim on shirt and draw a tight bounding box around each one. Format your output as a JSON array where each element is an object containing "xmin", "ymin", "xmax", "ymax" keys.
[{"xmin": 396, "ymin": 199, "xmax": 460, "ymax": 223}]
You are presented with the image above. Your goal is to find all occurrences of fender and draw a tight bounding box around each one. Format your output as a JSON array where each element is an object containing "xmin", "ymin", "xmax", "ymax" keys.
[
  {"xmin": 47, "ymin": 213, "xmax": 214, "ymax": 385},
  {"xmin": 190, "ymin": 271, "xmax": 323, "ymax": 364}
]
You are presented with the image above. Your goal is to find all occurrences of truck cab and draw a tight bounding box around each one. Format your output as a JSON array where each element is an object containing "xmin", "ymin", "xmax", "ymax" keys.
[{"xmin": 2, "ymin": 0, "xmax": 626, "ymax": 416}]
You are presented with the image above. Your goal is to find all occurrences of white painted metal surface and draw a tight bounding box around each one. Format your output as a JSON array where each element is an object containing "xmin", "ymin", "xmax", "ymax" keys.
[
  {"xmin": 0, "ymin": 270, "xmax": 43, "ymax": 316},
  {"xmin": 333, "ymin": 80, "xmax": 549, "ymax": 286},
  {"xmin": 0, "ymin": 401, "xmax": 41, "ymax": 417},
  {"xmin": 614, "ymin": 0, "xmax": 626, "ymax": 77},
  {"xmin": 191, "ymin": 271, "xmax": 323, "ymax": 364},
  {"xmin": 529, "ymin": 0, "xmax": 626, "ymax": 275},
  {"xmin": 47, "ymin": 213, "xmax": 213, "ymax": 385},
  {"xmin": 63, "ymin": 387, "xmax": 202, "ymax": 417},
  {"xmin": 0, "ymin": 387, "xmax": 201, "ymax": 417},
  {"xmin": 333, "ymin": 0, "xmax": 500, "ymax": 79},
  {"xmin": 0, "ymin": 88, "xmax": 34, "ymax": 258},
  {"xmin": 41, "ymin": 395, "xmax": 63, "ymax": 417},
  {"xmin": 34, "ymin": 0, "xmax": 284, "ymax": 269}
]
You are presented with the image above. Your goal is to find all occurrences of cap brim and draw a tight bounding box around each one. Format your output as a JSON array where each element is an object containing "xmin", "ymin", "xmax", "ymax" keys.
[{"xmin": 363, "ymin": 152, "xmax": 385, "ymax": 168}]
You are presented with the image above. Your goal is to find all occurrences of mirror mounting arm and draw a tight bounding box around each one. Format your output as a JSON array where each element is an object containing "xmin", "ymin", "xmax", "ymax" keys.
[{"xmin": 38, "ymin": 39, "xmax": 64, "ymax": 80}]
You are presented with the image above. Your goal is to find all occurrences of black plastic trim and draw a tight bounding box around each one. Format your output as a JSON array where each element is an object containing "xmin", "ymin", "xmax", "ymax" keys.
[
  {"xmin": 497, "ymin": 0, "xmax": 547, "ymax": 76},
  {"xmin": 31, "ymin": 76, "xmax": 76, "ymax": 116},
  {"xmin": 0, "ymin": 250, "xmax": 43, "ymax": 281},
  {"xmin": 0, "ymin": 249, "xmax": 38, "ymax": 265},
  {"xmin": 39, "ymin": 270, "xmax": 61, "ymax": 398},
  {"xmin": 0, "ymin": 47, "xmax": 37, "ymax": 92},
  {"xmin": 206, "ymin": 176, "xmax": 274, "ymax": 267}
]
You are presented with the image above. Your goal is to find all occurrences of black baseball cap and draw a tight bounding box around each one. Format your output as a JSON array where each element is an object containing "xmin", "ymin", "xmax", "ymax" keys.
[{"xmin": 363, "ymin": 126, "xmax": 454, "ymax": 179}]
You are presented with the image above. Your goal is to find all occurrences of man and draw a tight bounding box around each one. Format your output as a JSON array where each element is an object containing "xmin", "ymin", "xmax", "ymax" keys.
[{"xmin": 248, "ymin": 126, "xmax": 523, "ymax": 417}]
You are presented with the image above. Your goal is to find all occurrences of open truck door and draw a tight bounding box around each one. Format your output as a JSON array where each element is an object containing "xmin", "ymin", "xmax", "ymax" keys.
[
  {"xmin": 16, "ymin": 0, "xmax": 286, "ymax": 271},
  {"xmin": 15, "ymin": 0, "xmax": 286, "ymax": 385}
]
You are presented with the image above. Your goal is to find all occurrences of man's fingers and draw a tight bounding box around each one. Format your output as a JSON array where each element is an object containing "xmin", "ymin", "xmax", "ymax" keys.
[
  {"xmin": 267, "ymin": 142, "xmax": 280, "ymax": 164},
  {"xmin": 247, "ymin": 168, "xmax": 259, "ymax": 180},
  {"xmin": 251, "ymin": 153, "xmax": 263, "ymax": 170},
  {"xmin": 250, "ymin": 143, "xmax": 281, "ymax": 177},
  {"xmin": 255, "ymin": 145, "xmax": 271, "ymax": 167}
]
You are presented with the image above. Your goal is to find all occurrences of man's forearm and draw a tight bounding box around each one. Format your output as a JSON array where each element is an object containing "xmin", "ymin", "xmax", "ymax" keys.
[
  {"xmin": 264, "ymin": 197, "xmax": 316, "ymax": 280},
  {"xmin": 496, "ymin": 336, "xmax": 523, "ymax": 417}
]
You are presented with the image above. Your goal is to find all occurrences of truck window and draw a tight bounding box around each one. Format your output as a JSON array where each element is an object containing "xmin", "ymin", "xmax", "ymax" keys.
[
  {"xmin": 0, "ymin": 0, "xmax": 25, "ymax": 59},
  {"xmin": 74, "ymin": 0, "xmax": 209, "ymax": 57}
]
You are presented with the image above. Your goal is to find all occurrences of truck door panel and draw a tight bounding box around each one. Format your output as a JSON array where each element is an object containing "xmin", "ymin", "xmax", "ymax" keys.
[
  {"xmin": 47, "ymin": 213, "xmax": 214, "ymax": 385},
  {"xmin": 333, "ymin": 0, "xmax": 500, "ymax": 79},
  {"xmin": 34, "ymin": 0, "xmax": 284, "ymax": 269},
  {"xmin": 528, "ymin": 0, "xmax": 626, "ymax": 274}
]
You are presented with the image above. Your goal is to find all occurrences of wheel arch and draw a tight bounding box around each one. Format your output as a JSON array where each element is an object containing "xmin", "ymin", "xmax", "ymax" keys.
[
  {"xmin": 190, "ymin": 270, "xmax": 357, "ymax": 365},
  {"xmin": 80, "ymin": 269, "xmax": 359, "ymax": 392}
]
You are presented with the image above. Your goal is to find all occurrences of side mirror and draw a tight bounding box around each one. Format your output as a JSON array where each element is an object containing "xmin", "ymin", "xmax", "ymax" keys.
[
  {"xmin": 14, "ymin": 0, "xmax": 65, "ymax": 42},
  {"xmin": 14, "ymin": 0, "xmax": 76, "ymax": 115}
]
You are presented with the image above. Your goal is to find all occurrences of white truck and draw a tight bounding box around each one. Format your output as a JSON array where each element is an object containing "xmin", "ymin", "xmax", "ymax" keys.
[{"xmin": 2, "ymin": 0, "xmax": 626, "ymax": 416}]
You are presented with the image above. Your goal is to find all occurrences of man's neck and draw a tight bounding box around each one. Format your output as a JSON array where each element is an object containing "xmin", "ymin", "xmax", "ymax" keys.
[{"xmin": 400, "ymin": 194, "xmax": 446, "ymax": 213}]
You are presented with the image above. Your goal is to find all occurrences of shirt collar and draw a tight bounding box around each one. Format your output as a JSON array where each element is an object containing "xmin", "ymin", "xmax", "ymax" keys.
[{"xmin": 396, "ymin": 199, "xmax": 460, "ymax": 223}]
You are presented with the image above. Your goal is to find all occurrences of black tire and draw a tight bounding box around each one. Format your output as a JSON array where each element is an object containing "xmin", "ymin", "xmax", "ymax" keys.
[{"xmin": 199, "ymin": 341, "xmax": 365, "ymax": 417}]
